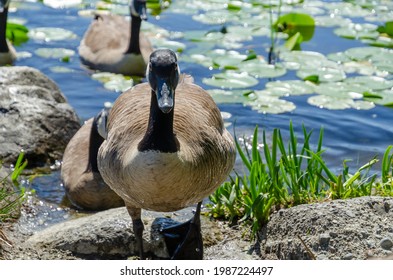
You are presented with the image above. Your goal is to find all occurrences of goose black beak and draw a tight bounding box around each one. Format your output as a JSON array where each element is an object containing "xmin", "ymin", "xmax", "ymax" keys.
[
  {"xmin": 156, "ymin": 78, "xmax": 174, "ymax": 114},
  {"xmin": 160, "ymin": 202, "xmax": 203, "ymax": 260}
]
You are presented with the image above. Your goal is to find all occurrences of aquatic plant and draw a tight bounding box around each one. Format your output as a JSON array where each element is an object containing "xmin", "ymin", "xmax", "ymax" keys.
[
  {"xmin": 207, "ymin": 123, "xmax": 393, "ymax": 240},
  {"xmin": 0, "ymin": 152, "xmax": 28, "ymax": 223}
]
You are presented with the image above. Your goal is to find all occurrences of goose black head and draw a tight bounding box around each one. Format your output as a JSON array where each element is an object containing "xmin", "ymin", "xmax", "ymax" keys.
[
  {"xmin": 146, "ymin": 49, "xmax": 180, "ymax": 114},
  {"xmin": 0, "ymin": 0, "xmax": 10, "ymax": 12},
  {"xmin": 130, "ymin": 0, "xmax": 148, "ymax": 21}
]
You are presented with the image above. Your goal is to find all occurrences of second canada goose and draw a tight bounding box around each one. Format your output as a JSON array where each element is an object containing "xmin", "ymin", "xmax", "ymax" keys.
[
  {"xmin": 98, "ymin": 49, "xmax": 236, "ymax": 259},
  {"xmin": 0, "ymin": 0, "xmax": 16, "ymax": 65},
  {"xmin": 78, "ymin": 0, "xmax": 152, "ymax": 76},
  {"xmin": 61, "ymin": 109, "xmax": 124, "ymax": 211}
]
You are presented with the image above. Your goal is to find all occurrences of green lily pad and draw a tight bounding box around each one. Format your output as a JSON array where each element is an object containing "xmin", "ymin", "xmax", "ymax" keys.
[
  {"xmin": 314, "ymin": 15, "xmax": 352, "ymax": 28},
  {"xmin": 49, "ymin": 66, "xmax": 75, "ymax": 73},
  {"xmin": 274, "ymin": 13, "xmax": 315, "ymax": 41},
  {"xmin": 34, "ymin": 48, "xmax": 75, "ymax": 59},
  {"xmin": 29, "ymin": 27, "xmax": 77, "ymax": 41},
  {"xmin": 362, "ymin": 37, "xmax": 393, "ymax": 48},
  {"xmin": 308, "ymin": 95, "xmax": 375, "ymax": 110},
  {"xmin": 342, "ymin": 61, "xmax": 375, "ymax": 76},
  {"xmin": 149, "ymin": 38, "xmax": 186, "ymax": 52},
  {"xmin": 280, "ymin": 50, "xmax": 327, "ymax": 70},
  {"xmin": 265, "ymin": 80, "xmax": 316, "ymax": 96},
  {"xmin": 202, "ymin": 71, "xmax": 259, "ymax": 89},
  {"xmin": 207, "ymin": 89, "xmax": 251, "ymax": 104},
  {"xmin": 91, "ymin": 72, "xmax": 133, "ymax": 92},
  {"xmin": 334, "ymin": 23, "xmax": 379, "ymax": 40},
  {"xmin": 345, "ymin": 76, "xmax": 393, "ymax": 91},
  {"xmin": 314, "ymin": 82, "xmax": 365, "ymax": 99},
  {"xmin": 213, "ymin": 53, "xmax": 248, "ymax": 69},
  {"xmin": 192, "ymin": 10, "xmax": 239, "ymax": 25},
  {"xmin": 297, "ymin": 66, "xmax": 346, "ymax": 83},
  {"xmin": 364, "ymin": 89, "xmax": 393, "ymax": 106},
  {"xmin": 247, "ymin": 95, "xmax": 296, "ymax": 114},
  {"xmin": 238, "ymin": 60, "xmax": 287, "ymax": 78}
]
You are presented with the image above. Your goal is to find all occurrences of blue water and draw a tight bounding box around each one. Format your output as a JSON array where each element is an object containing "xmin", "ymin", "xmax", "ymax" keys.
[{"xmin": 9, "ymin": 1, "xmax": 393, "ymax": 204}]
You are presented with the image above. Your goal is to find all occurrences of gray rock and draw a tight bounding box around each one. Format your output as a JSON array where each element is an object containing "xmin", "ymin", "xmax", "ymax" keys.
[
  {"xmin": 319, "ymin": 233, "xmax": 330, "ymax": 247},
  {"xmin": 25, "ymin": 207, "xmax": 170, "ymax": 259},
  {"xmin": 380, "ymin": 238, "xmax": 393, "ymax": 250},
  {"xmin": 0, "ymin": 66, "xmax": 80, "ymax": 166},
  {"xmin": 260, "ymin": 196, "xmax": 393, "ymax": 260}
]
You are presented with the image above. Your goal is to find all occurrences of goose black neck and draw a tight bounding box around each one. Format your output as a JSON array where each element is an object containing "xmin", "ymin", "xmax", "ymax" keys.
[
  {"xmin": 138, "ymin": 91, "xmax": 178, "ymax": 153},
  {"xmin": 86, "ymin": 119, "xmax": 105, "ymax": 173},
  {"xmin": 126, "ymin": 15, "xmax": 141, "ymax": 54},
  {"xmin": 0, "ymin": 8, "xmax": 9, "ymax": 53}
]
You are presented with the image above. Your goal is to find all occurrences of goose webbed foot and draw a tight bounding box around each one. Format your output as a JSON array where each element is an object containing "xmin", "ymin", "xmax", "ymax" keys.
[{"xmin": 161, "ymin": 202, "xmax": 203, "ymax": 260}]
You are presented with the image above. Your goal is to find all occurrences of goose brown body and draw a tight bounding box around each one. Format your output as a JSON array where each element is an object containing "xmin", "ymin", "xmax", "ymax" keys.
[
  {"xmin": 61, "ymin": 118, "xmax": 124, "ymax": 210},
  {"xmin": 78, "ymin": 1, "xmax": 152, "ymax": 76},
  {"xmin": 98, "ymin": 81, "xmax": 236, "ymax": 212},
  {"xmin": 0, "ymin": 0, "xmax": 16, "ymax": 65},
  {"xmin": 97, "ymin": 49, "xmax": 235, "ymax": 259}
]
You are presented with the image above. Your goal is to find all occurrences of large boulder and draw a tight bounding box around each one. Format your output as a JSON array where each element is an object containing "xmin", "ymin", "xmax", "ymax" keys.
[
  {"xmin": 259, "ymin": 196, "xmax": 393, "ymax": 260},
  {"xmin": 24, "ymin": 207, "xmax": 179, "ymax": 259},
  {"xmin": 0, "ymin": 66, "xmax": 80, "ymax": 166}
]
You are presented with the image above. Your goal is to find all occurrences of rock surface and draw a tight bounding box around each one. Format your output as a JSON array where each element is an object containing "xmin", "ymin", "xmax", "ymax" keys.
[
  {"xmin": 259, "ymin": 196, "xmax": 393, "ymax": 260},
  {"xmin": 0, "ymin": 66, "xmax": 80, "ymax": 166},
  {"xmin": 3, "ymin": 196, "xmax": 393, "ymax": 260}
]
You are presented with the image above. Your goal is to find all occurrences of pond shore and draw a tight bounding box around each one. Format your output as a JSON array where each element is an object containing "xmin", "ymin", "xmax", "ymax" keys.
[{"xmin": 2, "ymin": 195, "xmax": 393, "ymax": 260}]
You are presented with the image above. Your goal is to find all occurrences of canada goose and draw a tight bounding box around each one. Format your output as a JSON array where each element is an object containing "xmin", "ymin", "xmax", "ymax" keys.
[
  {"xmin": 97, "ymin": 49, "xmax": 236, "ymax": 259},
  {"xmin": 78, "ymin": 0, "xmax": 153, "ymax": 76},
  {"xmin": 61, "ymin": 108, "xmax": 124, "ymax": 211},
  {"xmin": 0, "ymin": 0, "xmax": 16, "ymax": 65}
]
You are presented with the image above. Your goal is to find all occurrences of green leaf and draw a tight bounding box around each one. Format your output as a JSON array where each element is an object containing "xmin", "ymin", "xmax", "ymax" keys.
[
  {"xmin": 6, "ymin": 22, "xmax": 29, "ymax": 46},
  {"xmin": 363, "ymin": 91, "xmax": 382, "ymax": 99},
  {"xmin": 274, "ymin": 13, "xmax": 315, "ymax": 41},
  {"xmin": 285, "ymin": 32, "xmax": 303, "ymax": 51},
  {"xmin": 303, "ymin": 75, "xmax": 319, "ymax": 84}
]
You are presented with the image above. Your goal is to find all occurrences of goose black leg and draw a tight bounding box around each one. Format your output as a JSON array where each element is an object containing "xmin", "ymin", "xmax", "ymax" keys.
[
  {"xmin": 161, "ymin": 201, "xmax": 203, "ymax": 260},
  {"xmin": 127, "ymin": 206, "xmax": 145, "ymax": 260}
]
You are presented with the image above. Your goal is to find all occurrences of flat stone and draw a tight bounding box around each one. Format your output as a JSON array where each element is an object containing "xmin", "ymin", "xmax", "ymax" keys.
[{"xmin": 380, "ymin": 238, "xmax": 393, "ymax": 250}]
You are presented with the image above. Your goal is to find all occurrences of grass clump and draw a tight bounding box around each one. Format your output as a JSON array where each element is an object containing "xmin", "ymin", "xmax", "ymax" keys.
[
  {"xmin": 207, "ymin": 122, "xmax": 393, "ymax": 240},
  {"xmin": 0, "ymin": 152, "xmax": 29, "ymax": 223}
]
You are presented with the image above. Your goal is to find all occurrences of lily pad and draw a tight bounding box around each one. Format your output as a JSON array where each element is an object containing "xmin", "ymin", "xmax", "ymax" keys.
[
  {"xmin": 265, "ymin": 80, "xmax": 316, "ymax": 96},
  {"xmin": 238, "ymin": 60, "xmax": 287, "ymax": 79},
  {"xmin": 308, "ymin": 95, "xmax": 375, "ymax": 110},
  {"xmin": 280, "ymin": 50, "xmax": 327, "ymax": 70},
  {"xmin": 345, "ymin": 76, "xmax": 393, "ymax": 91},
  {"xmin": 29, "ymin": 27, "xmax": 77, "ymax": 41},
  {"xmin": 202, "ymin": 71, "xmax": 259, "ymax": 89},
  {"xmin": 314, "ymin": 82, "xmax": 365, "ymax": 99},
  {"xmin": 34, "ymin": 48, "xmax": 75, "ymax": 59},
  {"xmin": 192, "ymin": 10, "xmax": 239, "ymax": 25},
  {"xmin": 364, "ymin": 89, "xmax": 393, "ymax": 106},
  {"xmin": 297, "ymin": 66, "xmax": 346, "ymax": 83},
  {"xmin": 247, "ymin": 95, "xmax": 296, "ymax": 114},
  {"xmin": 334, "ymin": 23, "xmax": 379, "ymax": 40},
  {"xmin": 49, "ymin": 66, "xmax": 75, "ymax": 73},
  {"xmin": 91, "ymin": 72, "xmax": 133, "ymax": 92},
  {"xmin": 207, "ymin": 89, "xmax": 251, "ymax": 104}
]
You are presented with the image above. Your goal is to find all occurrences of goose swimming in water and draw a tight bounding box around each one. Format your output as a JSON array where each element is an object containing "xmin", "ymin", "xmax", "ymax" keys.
[
  {"xmin": 97, "ymin": 49, "xmax": 236, "ymax": 259},
  {"xmin": 61, "ymin": 108, "xmax": 124, "ymax": 211},
  {"xmin": 78, "ymin": 0, "xmax": 152, "ymax": 76},
  {"xmin": 0, "ymin": 0, "xmax": 16, "ymax": 65}
]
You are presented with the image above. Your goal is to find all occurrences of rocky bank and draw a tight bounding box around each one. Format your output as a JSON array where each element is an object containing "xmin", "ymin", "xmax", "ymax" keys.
[{"xmin": 2, "ymin": 196, "xmax": 393, "ymax": 260}]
